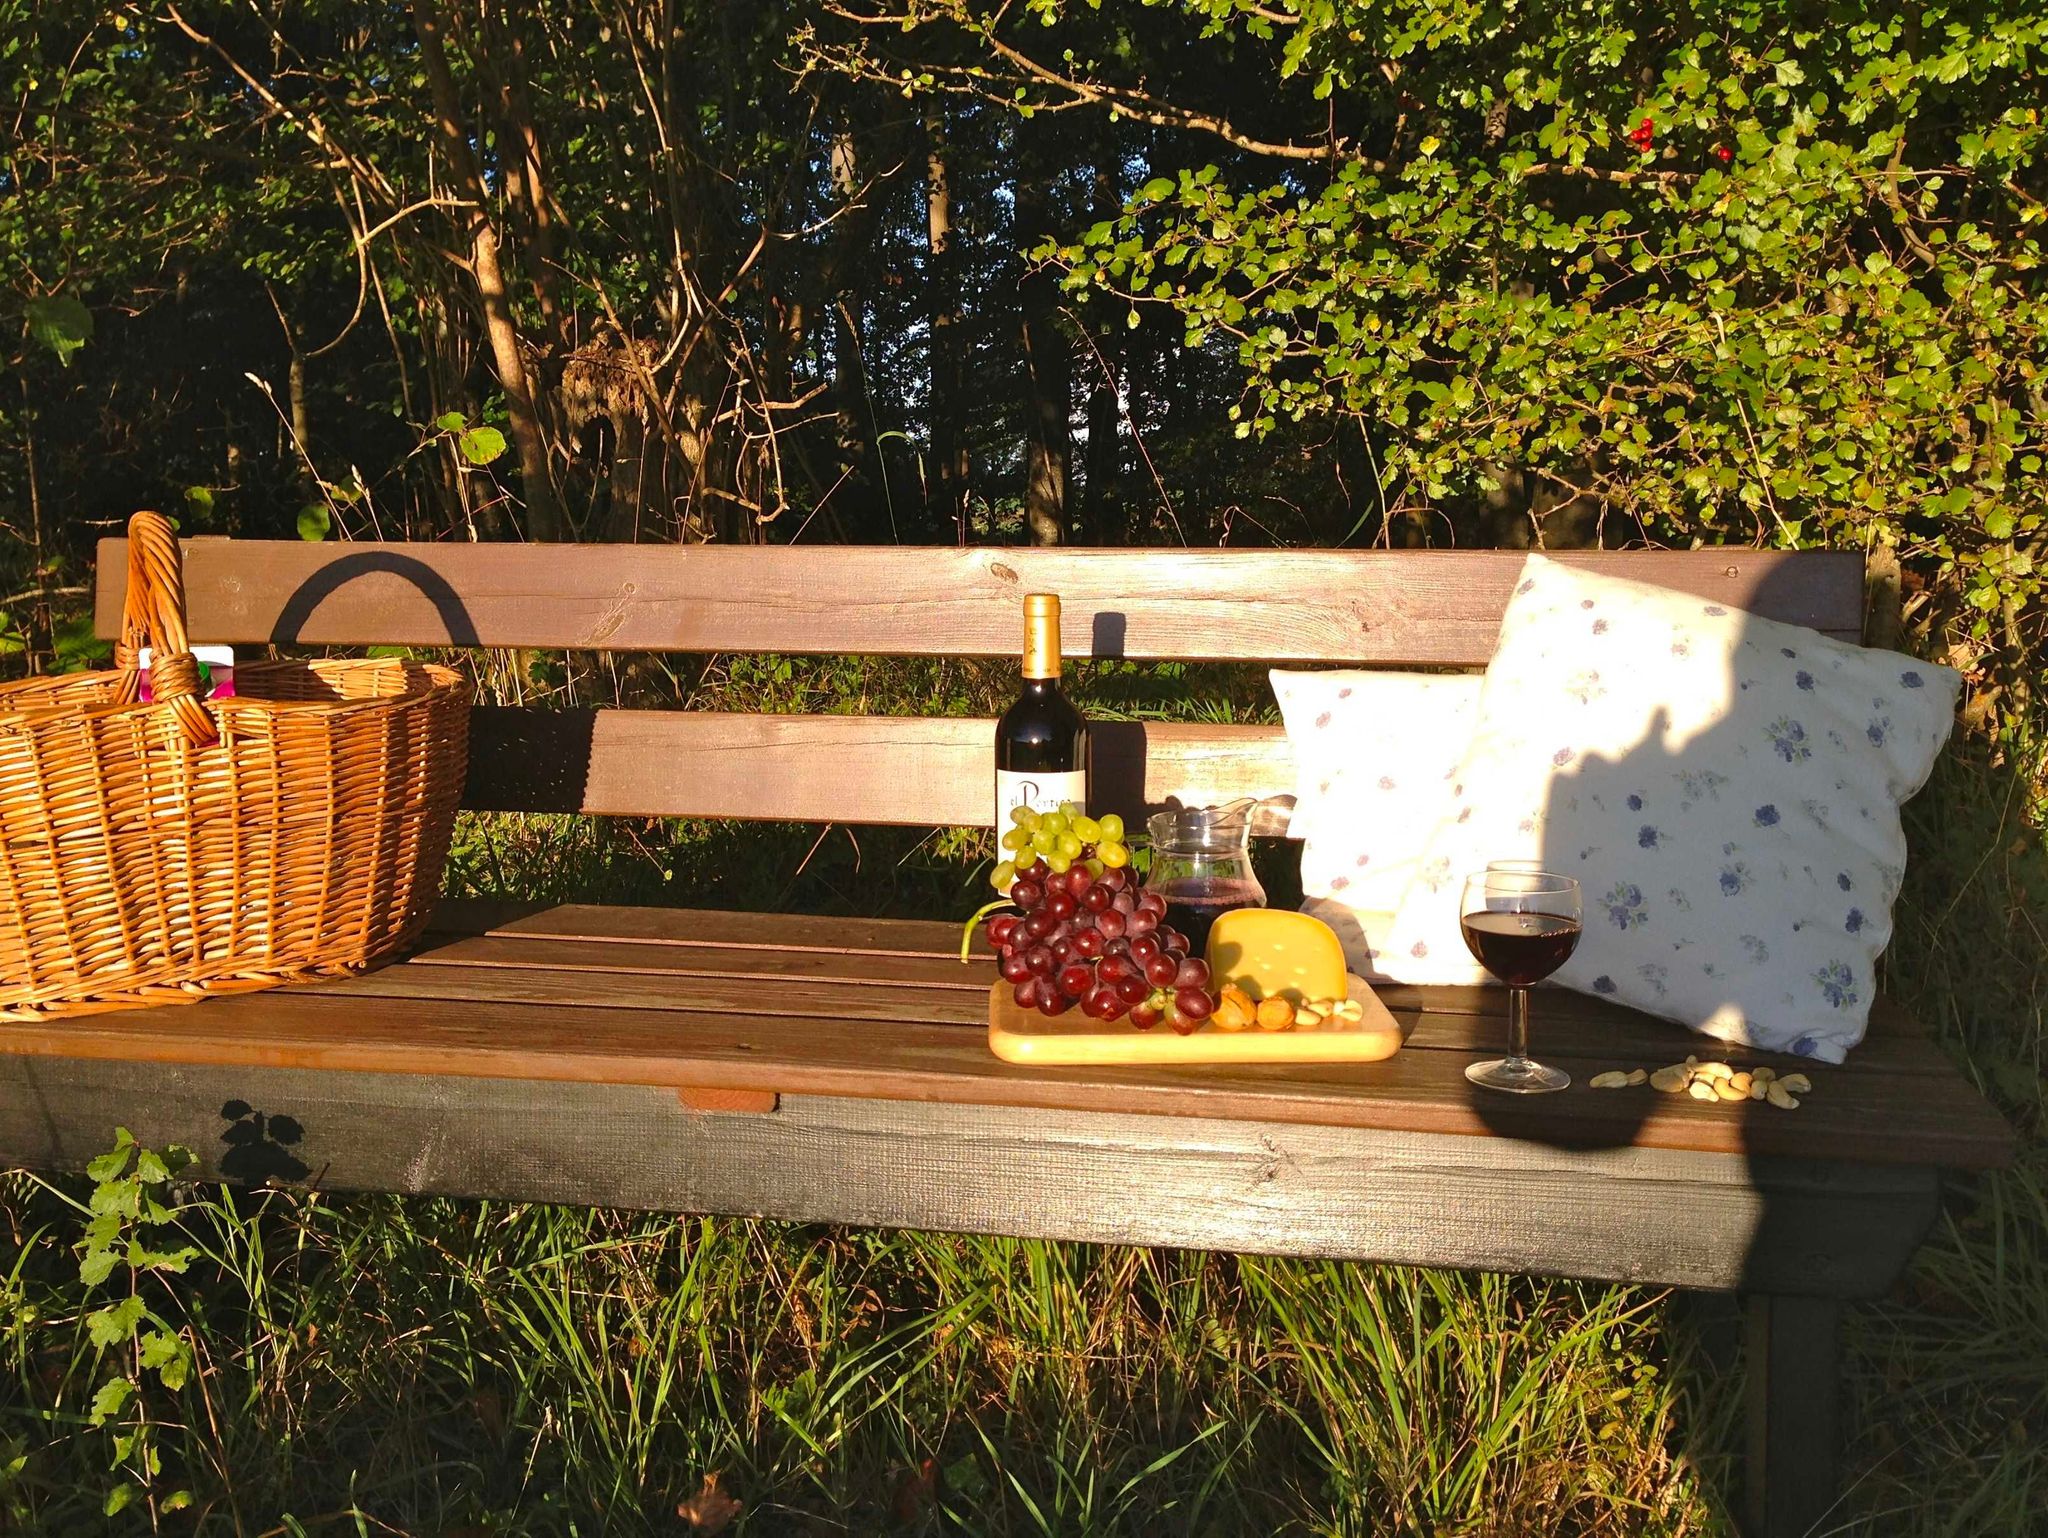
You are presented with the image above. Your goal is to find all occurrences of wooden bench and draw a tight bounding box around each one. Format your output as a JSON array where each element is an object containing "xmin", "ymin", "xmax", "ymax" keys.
[{"xmin": 0, "ymin": 540, "xmax": 2013, "ymax": 1538}]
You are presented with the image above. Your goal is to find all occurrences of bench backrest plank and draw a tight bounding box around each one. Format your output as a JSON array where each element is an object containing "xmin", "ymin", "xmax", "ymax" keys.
[
  {"xmin": 96, "ymin": 542, "xmax": 1865, "ymax": 660},
  {"xmin": 95, "ymin": 541, "xmax": 1868, "ymax": 830}
]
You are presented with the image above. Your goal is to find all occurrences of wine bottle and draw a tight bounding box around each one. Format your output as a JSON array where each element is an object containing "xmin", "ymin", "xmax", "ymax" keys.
[{"xmin": 995, "ymin": 593, "xmax": 1090, "ymax": 820}]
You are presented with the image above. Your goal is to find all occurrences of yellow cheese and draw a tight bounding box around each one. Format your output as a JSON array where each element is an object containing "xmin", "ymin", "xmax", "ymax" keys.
[{"xmin": 1204, "ymin": 908, "xmax": 1348, "ymax": 1006}]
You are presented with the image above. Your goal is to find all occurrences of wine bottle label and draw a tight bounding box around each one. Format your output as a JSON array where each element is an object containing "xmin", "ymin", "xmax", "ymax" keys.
[{"xmin": 996, "ymin": 769, "xmax": 1087, "ymax": 820}]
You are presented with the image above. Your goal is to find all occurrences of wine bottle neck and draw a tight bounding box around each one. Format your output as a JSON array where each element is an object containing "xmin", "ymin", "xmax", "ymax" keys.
[{"xmin": 1021, "ymin": 599, "xmax": 1061, "ymax": 681}]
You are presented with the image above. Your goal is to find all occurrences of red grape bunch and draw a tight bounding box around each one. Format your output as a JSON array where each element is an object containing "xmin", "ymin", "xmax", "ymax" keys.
[{"xmin": 986, "ymin": 862, "xmax": 1215, "ymax": 1033}]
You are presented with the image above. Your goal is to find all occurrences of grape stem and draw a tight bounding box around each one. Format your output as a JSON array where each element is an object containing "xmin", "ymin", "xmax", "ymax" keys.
[{"xmin": 959, "ymin": 898, "xmax": 1017, "ymax": 963}]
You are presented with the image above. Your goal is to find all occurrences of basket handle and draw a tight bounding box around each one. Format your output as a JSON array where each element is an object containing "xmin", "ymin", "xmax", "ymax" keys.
[{"xmin": 112, "ymin": 511, "xmax": 218, "ymax": 748}]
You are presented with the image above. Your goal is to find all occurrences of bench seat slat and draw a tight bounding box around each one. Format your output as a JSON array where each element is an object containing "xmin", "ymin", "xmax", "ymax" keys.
[
  {"xmin": 0, "ymin": 907, "xmax": 2010, "ymax": 1170},
  {"xmin": 389, "ymin": 940, "xmax": 1962, "ymax": 1083},
  {"xmin": 431, "ymin": 898, "xmax": 963, "ymax": 956},
  {"xmin": 95, "ymin": 543, "xmax": 1867, "ymax": 662},
  {"xmin": 2, "ymin": 988, "xmax": 2002, "ymax": 1168}
]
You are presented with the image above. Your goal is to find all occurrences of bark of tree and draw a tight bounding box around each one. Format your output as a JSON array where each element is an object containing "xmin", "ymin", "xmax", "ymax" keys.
[
  {"xmin": 481, "ymin": 6, "xmax": 566, "ymax": 354},
  {"xmin": 411, "ymin": 0, "xmax": 565, "ymax": 540},
  {"xmin": 1078, "ymin": 140, "xmax": 1122, "ymax": 544},
  {"xmin": 924, "ymin": 106, "xmax": 968, "ymax": 541},
  {"xmin": 827, "ymin": 125, "xmax": 879, "ymax": 530},
  {"xmin": 1016, "ymin": 144, "xmax": 1071, "ymax": 547}
]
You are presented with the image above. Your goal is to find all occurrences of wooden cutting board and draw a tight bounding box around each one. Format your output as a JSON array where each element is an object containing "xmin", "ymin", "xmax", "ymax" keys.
[{"xmin": 988, "ymin": 975, "xmax": 1404, "ymax": 1066}]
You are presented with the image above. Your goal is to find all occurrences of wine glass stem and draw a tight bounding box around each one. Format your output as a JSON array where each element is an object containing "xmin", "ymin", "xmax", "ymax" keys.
[{"xmin": 1508, "ymin": 986, "xmax": 1531, "ymax": 1063}]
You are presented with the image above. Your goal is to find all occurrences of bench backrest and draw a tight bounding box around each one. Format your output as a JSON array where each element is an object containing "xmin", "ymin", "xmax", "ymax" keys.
[{"xmin": 95, "ymin": 542, "xmax": 1866, "ymax": 833}]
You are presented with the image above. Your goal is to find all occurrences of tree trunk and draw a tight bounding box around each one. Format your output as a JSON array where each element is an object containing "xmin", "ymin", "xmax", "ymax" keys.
[
  {"xmin": 482, "ymin": 5, "xmax": 566, "ymax": 353},
  {"xmin": 828, "ymin": 126, "xmax": 880, "ymax": 534},
  {"xmin": 411, "ymin": 0, "xmax": 565, "ymax": 541},
  {"xmin": 925, "ymin": 106, "xmax": 968, "ymax": 542},
  {"xmin": 1078, "ymin": 138, "xmax": 1122, "ymax": 545},
  {"xmin": 1016, "ymin": 149, "xmax": 1070, "ymax": 547}
]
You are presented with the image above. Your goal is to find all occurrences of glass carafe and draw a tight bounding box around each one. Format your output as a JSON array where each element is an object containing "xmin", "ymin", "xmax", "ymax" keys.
[{"xmin": 1145, "ymin": 799, "xmax": 1268, "ymax": 955}]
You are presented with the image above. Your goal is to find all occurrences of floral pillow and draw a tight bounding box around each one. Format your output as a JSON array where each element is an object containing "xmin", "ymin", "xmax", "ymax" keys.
[
  {"xmin": 1378, "ymin": 554, "xmax": 1960, "ymax": 1062},
  {"xmin": 1270, "ymin": 670, "xmax": 1482, "ymax": 979}
]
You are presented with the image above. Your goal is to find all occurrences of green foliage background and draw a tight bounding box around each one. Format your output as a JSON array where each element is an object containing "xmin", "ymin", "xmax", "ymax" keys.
[{"xmin": 1024, "ymin": 0, "xmax": 2045, "ymax": 668}]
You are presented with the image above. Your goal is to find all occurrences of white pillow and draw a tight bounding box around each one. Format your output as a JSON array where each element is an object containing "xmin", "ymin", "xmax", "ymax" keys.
[
  {"xmin": 1270, "ymin": 670, "xmax": 1482, "ymax": 979},
  {"xmin": 1379, "ymin": 554, "xmax": 1960, "ymax": 1062}
]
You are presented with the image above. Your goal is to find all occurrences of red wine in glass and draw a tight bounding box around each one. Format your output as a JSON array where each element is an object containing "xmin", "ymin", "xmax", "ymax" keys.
[
  {"xmin": 1152, "ymin": 877, "xmax": 1264, "ymax": 956},
  {"xmin": 1458, "ymin": 911, "xmax": 1582, "ymax": 988},
  {"xmin": 1459, "ymin": 869, "xmax": 1582, "ymax": 1094}
]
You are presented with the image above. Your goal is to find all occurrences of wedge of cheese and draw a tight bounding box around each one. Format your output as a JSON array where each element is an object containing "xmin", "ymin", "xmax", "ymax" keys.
[{"xmin": 1205, "ymin": 908, "xmax": 1348, "ymax": 1005}]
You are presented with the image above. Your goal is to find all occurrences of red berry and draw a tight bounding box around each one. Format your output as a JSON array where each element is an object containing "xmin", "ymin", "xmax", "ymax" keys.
[
  {"xmin": 1129, "ymin": 935, "xmax": 1161, "ymax": 964},
  {"xmin": 1115, "ymin": 975, "xmax": 1150, "ymax": 1006},
  {"xmin": 1037, "ymin": 990, "xmax": 1071, "ymax": 1017},
  {"xmin": 1045, "ymin": 890, "xmax": 1076, "ymax": 919},
  {"xmin": 1174, "ymin": 957, "xmax": 1210, "ymax": 991},
  {"xmin": 1025, "ymin": 945, "xmax": 1055, "ymax": 976},
  {"xmin": 1082, "ymin": 884, "xmax": 1114, "ymax": 912},
  {"xmin": 1715, "ymin": 144, "xmax": 1732, "ymax": 163},
  {"xmin": 1173, "ymin": 987, "xmax": 1214, "ymax": 1021},
  {"xmin": 1095, "ymin": 909, "xmax": 1127, "ymax": 942},
  {"xmin": 1073, "ymin": 928, "xmax": 1104, "ymax": 959},
  {"xmin": 1127, "ymin": 1000, "xmax": 1161, "ymax": 1031},
  {"xmin": 1145, "ymin": 953, "xmax": 1180, "ymax": 987},
  {"xmin": 1010, "ymin": 880, "xmax": 1043, "ymax": 909},
  {"xmin": 1058, "ymin": 962, "xmax": 1094, "ymax": 998},
  {"xmin": 988, "ymin": 915, "xmax": 1019, "ymax": 949},
  {"xmin": 1000, "ymin": 950, "xmax": 1032, "ymax": 983}
]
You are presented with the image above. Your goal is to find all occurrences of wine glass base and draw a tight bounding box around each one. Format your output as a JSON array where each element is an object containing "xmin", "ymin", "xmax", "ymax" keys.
[{"xmin": 1465, "ymin": 1056, "xmax": 1571, "ymax": 1094}]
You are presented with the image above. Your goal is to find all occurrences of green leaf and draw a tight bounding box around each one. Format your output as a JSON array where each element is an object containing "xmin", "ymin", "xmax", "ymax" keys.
[
  {"xmin": 89, "ymin": 1377, "xmax": 134, "ymax": 1427},
  {"xmin": 297, "ymin": 504, "xmax": 332, "ymax": 542},
  {"xmin": 86, "ymin": 1143, "xmax": 134, "ymax": 1183},
  {"xmin": 78, "ymin": 1247, "xmax": 119, "ymax": 1287},
  {"xmin": 458, "ymin": 425, "xmax": 507, "ymax": 465},
  {"xmin": 140, "ymin": 1329, "xmax": 190, "ymax": 1389},
  {"xmin": 103, "ymin": 1480, "xmax": 138, "ymax": 1517},
  {"xmin": 87, "ymin": 1295, "xmax": 146, "ymax": 1349},
  {"xmin": 183, "ymin": 486, "xmax": 214, "ymax": 517},
  {"xmin": 434, "ymin": 410, "xmax": 467, "ymax": 433},
  {"xmin": 25, "ymin": 294, "xmax": 93, "ymax": 367},
  {"xmin": 162, "ymin": 1491, "xmax": 194, "ymax": 1514}
]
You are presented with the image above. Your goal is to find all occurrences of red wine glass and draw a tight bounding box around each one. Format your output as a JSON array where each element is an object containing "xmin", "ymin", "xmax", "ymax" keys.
[{"xmin": 1459, "ymin": 869, "xmax": 1582, "ymax": 1094}]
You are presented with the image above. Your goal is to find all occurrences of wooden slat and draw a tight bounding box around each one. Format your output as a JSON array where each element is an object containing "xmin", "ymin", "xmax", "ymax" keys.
[
  {"xmin": 95, "ymin": 542, "xmax": 1868, "ymax": 662},
  {"xmin": 0, "ymin": 984, "xmax": 2010, "ymax": 1167},
  {"xmin": 1746, "ymin": 1294, "xmax": 1844, "ymax": 1538},
  {"xmin": 462, "ymin": 710, "xmax": 1298, "ymax": 828},
  {"xmin": 430, "ymin": 899, "xmax": 963, "ymax": 956},
  {"xmin": 0, "ymin": 1057, "xmax": 1942, "ymax": 1296},
  {"xmin": 395, "ymin": 932, "xmax": 1959, "ymax": 1081}
]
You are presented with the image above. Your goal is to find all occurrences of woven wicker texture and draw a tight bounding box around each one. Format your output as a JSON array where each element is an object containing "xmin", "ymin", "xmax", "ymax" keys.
[{"xmin": 0, "ymin": 513, "xmax": 469, "ymax": 1019}]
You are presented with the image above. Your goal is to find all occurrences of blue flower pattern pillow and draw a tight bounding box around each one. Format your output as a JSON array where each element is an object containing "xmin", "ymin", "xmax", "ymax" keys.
[{"xmin": 1380, "ymin": 554, "xmax": 1961, "ymax": 1062}]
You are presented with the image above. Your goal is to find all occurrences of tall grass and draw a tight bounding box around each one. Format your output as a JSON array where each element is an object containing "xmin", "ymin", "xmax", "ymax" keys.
[{"xmin": 2, "ymin": 656, "xmax": 2042, "ymax": 1535}]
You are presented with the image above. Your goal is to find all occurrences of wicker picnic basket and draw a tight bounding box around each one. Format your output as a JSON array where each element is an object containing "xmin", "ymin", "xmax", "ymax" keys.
[{"xmin": 0, "ymin": 512, "xmax": 469, "ymax": 1019}]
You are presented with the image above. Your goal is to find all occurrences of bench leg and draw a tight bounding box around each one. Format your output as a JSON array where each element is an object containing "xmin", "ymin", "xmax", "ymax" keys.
[{"xmin": 1743, "ymin": 1293, "xmax": 1843, "ymax": 1538}]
